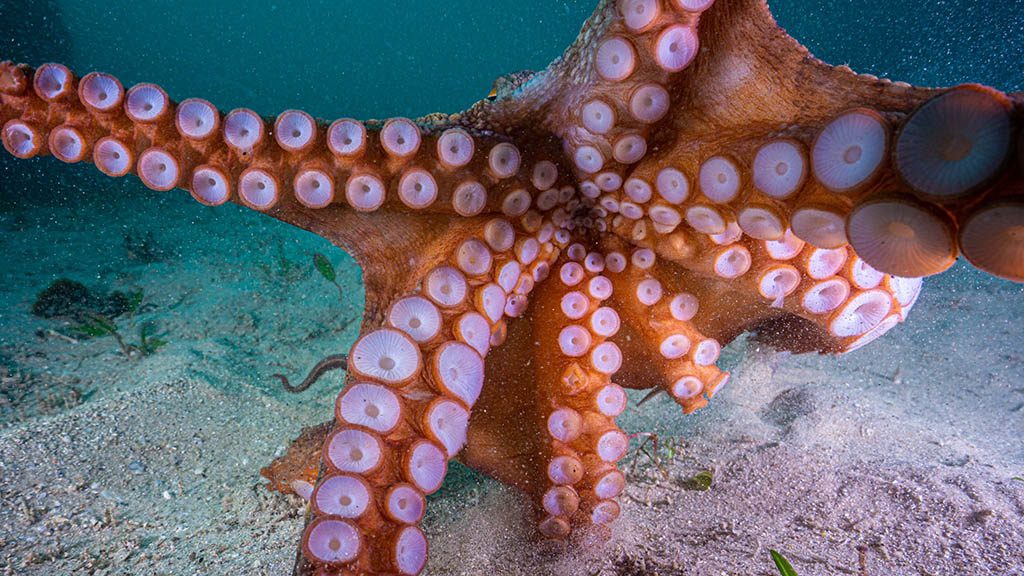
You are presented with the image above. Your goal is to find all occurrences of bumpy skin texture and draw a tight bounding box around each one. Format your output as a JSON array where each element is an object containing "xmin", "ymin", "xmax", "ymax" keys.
[{"xmin": 2, "ymin": 1, "xmax": 1022, "ymax": 574}]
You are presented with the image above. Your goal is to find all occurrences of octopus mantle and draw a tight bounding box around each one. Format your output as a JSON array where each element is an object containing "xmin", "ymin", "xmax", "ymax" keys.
[{"xmin": 2, "ymin": 0, "xmax": 1022, "ymax": 574}]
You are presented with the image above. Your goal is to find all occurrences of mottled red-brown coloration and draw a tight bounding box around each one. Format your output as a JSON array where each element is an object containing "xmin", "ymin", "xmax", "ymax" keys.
[
  {"xmin": 261, "ymin": 423, "xmax": 332, "ymax": 496},
  {"xmin": 1, "ymin": 0, "xmax": 1021, "ymax": 574}
]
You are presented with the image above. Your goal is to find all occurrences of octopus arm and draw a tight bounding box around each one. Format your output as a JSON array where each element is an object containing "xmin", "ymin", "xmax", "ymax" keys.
[
  {"xmin": 607, "ymin": 0, "xmax": 1024, "ymax": 283},
  {"xmin": 283, "ymin": 215, "xmax": 565, "ymax": 575},
  {"xmin": 511, "ymin": 254, "xmax": 631, "ymax": 538},
  {"xmin": 603, "ymin": 243, "xmax": 730, "ymax": 410},
  {"xmin": 493, "ymin": 0, "xmax": 1024, "ymax": 289},
  {"xmin": 611, "ymin": 223, "xmax": 923, "ymax": 357},
  {"xmin": 0, "ymin": 61, "xmax": 576, "ymax": 284}
]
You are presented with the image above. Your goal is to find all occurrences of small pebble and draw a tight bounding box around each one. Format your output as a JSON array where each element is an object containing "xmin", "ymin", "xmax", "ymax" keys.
[
  {"xmin": 162, "ymin": 491, "xmax": 172, "ymax": 500},
  {"xmin": 128, "ymin": 461, "xmax": 146, "ymax": 474}
]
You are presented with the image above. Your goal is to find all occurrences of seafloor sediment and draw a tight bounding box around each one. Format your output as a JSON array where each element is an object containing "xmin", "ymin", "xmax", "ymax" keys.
[{"xmin": 0, "ymin": 179, "xmax": 1022, "ymax": 576}]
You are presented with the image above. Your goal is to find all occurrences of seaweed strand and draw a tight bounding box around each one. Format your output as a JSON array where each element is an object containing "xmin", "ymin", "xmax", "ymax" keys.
[{"xmin": 273, "ymin": 354, "xmax": 348, "ymax": 393}]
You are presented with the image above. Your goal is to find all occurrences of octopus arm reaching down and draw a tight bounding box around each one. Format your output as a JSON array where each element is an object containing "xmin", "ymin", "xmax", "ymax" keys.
[{"xmin": 2, "ymin": 0, "xmax": 1023, "ymax": 575}]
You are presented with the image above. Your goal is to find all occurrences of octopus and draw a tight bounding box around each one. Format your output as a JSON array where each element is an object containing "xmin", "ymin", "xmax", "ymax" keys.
[{"xmin": 1, "ymin": 0, "xmax": 1021, "ymax": 574}]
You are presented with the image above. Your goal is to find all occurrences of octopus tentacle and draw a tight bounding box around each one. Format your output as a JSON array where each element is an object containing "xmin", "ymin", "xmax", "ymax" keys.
[
  {"xmin": 581, "ymin": 0, "xmax": 1023, "ymax": 283},
  {"xmin": 603, "ymin": 247, "xmax": 730, "ymax": 412},
  {"xmin": 0, "ymin": 61, "xmax": 575, "ymax": 264},
  {"xmin": 292, "ymin": 218, "xmax": 565, "ymax": 575},
  {"xmin": 530, "ymin": 250, "xmax": 629, "ymax": 538}
]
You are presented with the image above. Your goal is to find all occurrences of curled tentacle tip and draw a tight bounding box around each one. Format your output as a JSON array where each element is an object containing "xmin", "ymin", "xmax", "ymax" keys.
[
  {"xmin": 289, "ymin": 479, "xmax": 314, "ymax": 502},
  {"xmin": 0, "ymin": 61, "xmax": 29, "ymax": 94}
]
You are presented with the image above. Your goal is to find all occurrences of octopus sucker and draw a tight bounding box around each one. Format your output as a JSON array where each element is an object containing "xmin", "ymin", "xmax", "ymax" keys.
[
  {"xmin": 136, "ymin": 146, "xmax": 181, "ymax": 191},
  {"xmin": 176, "ymin": 98, "xmax": 220, "ymax": 141},
  {"xmin": 190, "ymin": 164, "xmax": 232, "ymax": 206},
  {"xmin": 77, "ymin": 72, "xmax": 123, "ymax": 113},
  {"xmin": 294, "ymin": 167, "xmax": 336, "ymax": 209},
  {"xmin": 894, "ymin": 85, "xmax": 1014, "ymax": 201},
  {"xmin": 1, "ymin": 0, "xmax": 1023, "ymax": 574},
  {"xmin": 125, "ymin": 83, "xmax": 171, "ymax": 123},
  {"xmin": 47, "ymin": 124, "xmax": 87, "ymax": 163},
  {"xmin": 93, "ymin": 136, "xmax": 133, "ymax": 177},
  {"xmin": 846, "ymin": 194, "xmax": 958, "ymax": 277},
  {"xmin": 1, "ymin": 118, "xmax": 42, "ymax": 158},
  {"xmin": 31, "ymin": 62, "xmax": 72, "ymax": 101},
  {"xmin": 810, "ymin": 108, "xmax": 889, "ymax": 194},
  {"xmin": 958, "ymin": 200, "xmax": 1024, "ymax": 282}
]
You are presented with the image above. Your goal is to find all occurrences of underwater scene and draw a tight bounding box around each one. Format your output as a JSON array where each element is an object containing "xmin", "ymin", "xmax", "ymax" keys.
[{"xmin": 1, "ymin": 1, "xmax": 1023, "ymax": 575}]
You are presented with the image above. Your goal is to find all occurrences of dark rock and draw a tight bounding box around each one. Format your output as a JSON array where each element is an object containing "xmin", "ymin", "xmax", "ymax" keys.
[
  {"xmin": 31, "ymin": 279, "xmax": 100, "ymax": 319},
  {"xmin": 31, "ymin": 279, "xmax": 133, "ymax": 320}
]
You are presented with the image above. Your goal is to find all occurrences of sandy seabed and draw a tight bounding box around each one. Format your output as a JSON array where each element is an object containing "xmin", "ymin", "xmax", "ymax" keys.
[{"xmin": 1, "ymin": 182, "xmax": 1022, "ymax": 576}]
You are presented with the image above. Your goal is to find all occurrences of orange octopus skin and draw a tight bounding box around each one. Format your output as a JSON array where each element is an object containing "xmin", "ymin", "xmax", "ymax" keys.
[{"xmin": 2, "ymin": 0, "xmax": 1023, "ymax": 574}]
